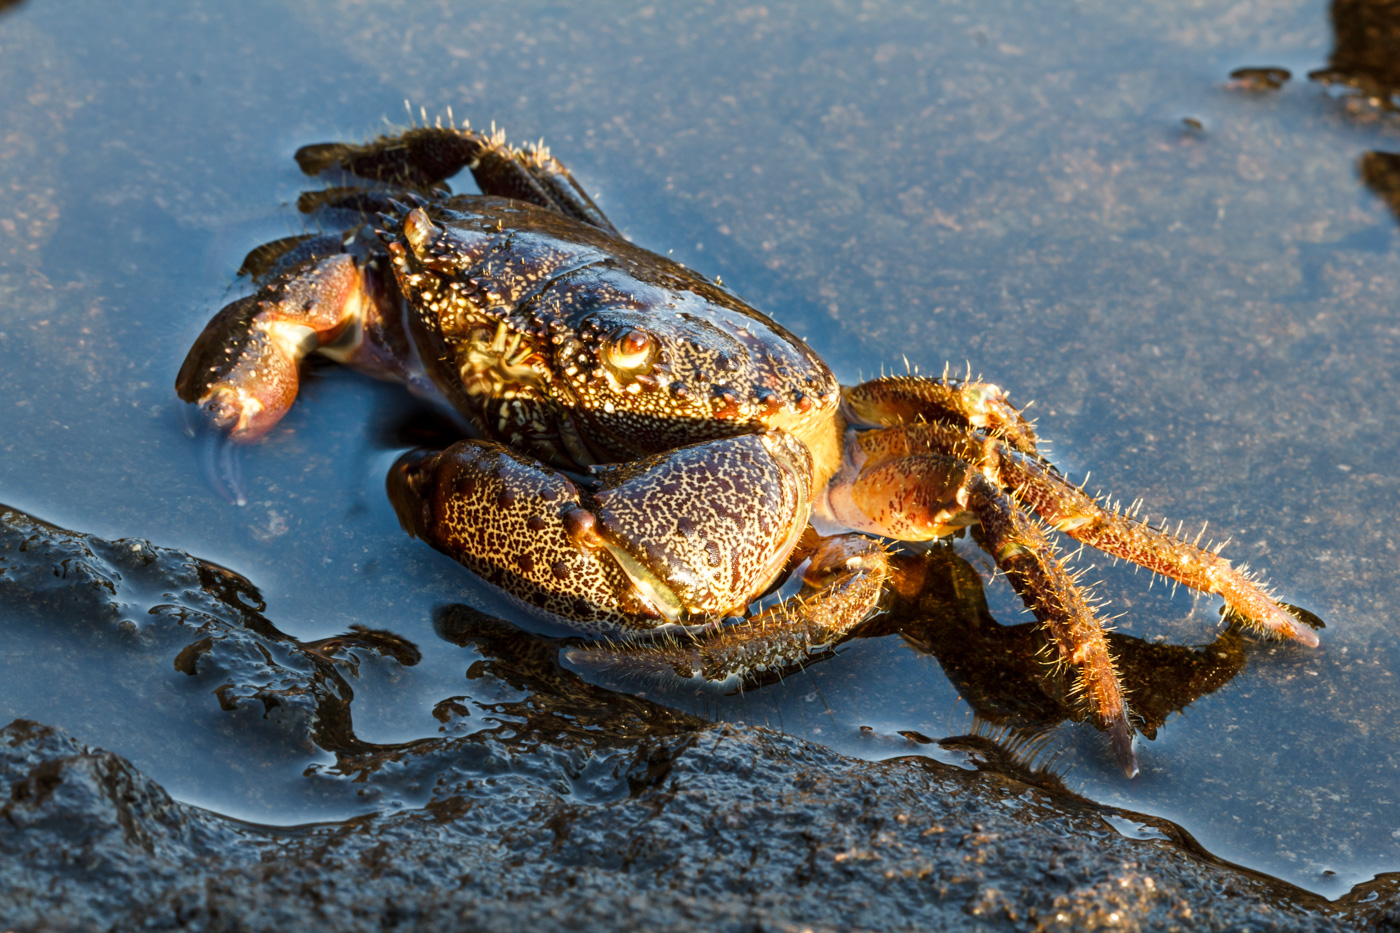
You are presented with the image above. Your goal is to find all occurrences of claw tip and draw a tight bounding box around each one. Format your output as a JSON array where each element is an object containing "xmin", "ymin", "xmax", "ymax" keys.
[
  {"xmin": 1109, "ymin": 718, "xmax": 1138, "ymax": 779},
  {"xmin": 1292, "ymin": 625, "xmax": 1320, "ymax": 649}
]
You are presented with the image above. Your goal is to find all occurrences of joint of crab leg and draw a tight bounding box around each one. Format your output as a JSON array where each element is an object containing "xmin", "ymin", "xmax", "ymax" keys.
[
  {"xmin": 830, "ymin": 453, "xmax": 978, "ymax": 541},
  {"xmin": 562, "ymin": 506, "xmax": 603, "ymax": 548},
  {"xmin": 995, "ymin": 539, "xmax": 1032, "ymax": 562},
  {"xmin": 843, "ymin": 374, "xmax": 1039, "ymax": 455}
]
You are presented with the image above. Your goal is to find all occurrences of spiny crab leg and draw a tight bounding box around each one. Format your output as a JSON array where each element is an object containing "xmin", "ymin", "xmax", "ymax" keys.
[
  {"xmin": 845, "ymin": 373, "xmax": 1041, "ymax": 457},
  {"xmin": 295, "ymin": 122, "xmax": 620, "ymax": 236},
  {"xmin": 967, "ymin": 474, "xmax": 1136, "ymax": 776},
  {"xmin": 833, "ymin": 450, "xmax": 1138, "ymax": 776},
  {"xmin": 857, "ymin": 421, "xmax": 1318, "ymax": 648}
]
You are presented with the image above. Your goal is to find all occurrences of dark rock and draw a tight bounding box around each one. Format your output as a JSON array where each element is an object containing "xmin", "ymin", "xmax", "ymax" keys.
[
  {"xmin": 3, "ymin": 716, "xmax": 1395, "ymax": 932},
  {"xmin": 3, "ymin": 505, "xmax": 1397, "ymax": 931}
]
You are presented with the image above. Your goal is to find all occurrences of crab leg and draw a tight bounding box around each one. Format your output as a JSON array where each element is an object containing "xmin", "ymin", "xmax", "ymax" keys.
[
  {"xmin": 836, "ymin": 452, "xmax": 1137, "ymax": 776},
  {"xmin": 856, "ymin": 421, "xmax": 1318, "ymax": 648},
  {"xmin": 844, "ymin": 373, "xmax": 1040, "ymax": 456},
  {"xmin": 295, "ymin": 124, "xmax": 619, "ymax": 236}
]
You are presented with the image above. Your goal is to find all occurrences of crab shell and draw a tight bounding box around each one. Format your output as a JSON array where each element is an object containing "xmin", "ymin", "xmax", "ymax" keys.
[{"xmin": 383, "ymin": 200, "xmax": 842, "ymax": 471}]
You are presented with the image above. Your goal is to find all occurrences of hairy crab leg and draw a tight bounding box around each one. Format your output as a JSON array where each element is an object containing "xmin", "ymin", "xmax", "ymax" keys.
[
  {"xmin": 857, "ymin": 421, "xmax": 1318, "ymax": 648},
  {"xmin": 835, "ymin": 452, "xmax": 1138, "ymax": 777},
  {"xmin": 235, "ymin": 232, "xmax": 338, "ymax": 281},
  {"xmin": 295, "ymin": 124, "xmax": 619, "ymax": 236},
  {"xmin": 844, "ymin": 373, "xmax": 1040, "ymax": 457}
]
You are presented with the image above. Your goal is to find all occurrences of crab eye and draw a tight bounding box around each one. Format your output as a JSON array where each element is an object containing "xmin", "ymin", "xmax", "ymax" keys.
[{"xmin": 604, "ymin": 327, "xmax": 655, "ymax": 373}]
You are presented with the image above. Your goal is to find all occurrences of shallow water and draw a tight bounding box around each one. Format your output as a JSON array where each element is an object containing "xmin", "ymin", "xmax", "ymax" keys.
[{"xmin": 2, "ymin": 0, "xmax": 1399, "ymax": 901}]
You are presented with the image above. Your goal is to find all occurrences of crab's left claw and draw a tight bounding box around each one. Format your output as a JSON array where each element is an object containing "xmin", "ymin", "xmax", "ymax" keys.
[{"xmin": 564, "ymin": 532, "xmax": 890, "ymax": 689}]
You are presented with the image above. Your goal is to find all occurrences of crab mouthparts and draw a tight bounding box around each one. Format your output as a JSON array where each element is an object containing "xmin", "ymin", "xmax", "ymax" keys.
[{"xmin": 459, "ymin": 319, "xmax": 547, "ymax": 399}]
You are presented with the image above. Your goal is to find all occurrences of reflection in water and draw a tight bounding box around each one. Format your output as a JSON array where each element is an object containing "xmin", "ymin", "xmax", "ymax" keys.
[
  {"xmin": 877, "ymin": 546, "xmax": 1255, "ymax": 744},
  {"xmin": 1312, "ymin": 0, "xmax": 1400, "ymax": 107},
  {"xmin": 560, "ymin": 540, "xmax": 1284, "ymax": 783},
  {"xmin": 1, "ymin": 498, "xmax": 1285, "ymax": 799},
  {"xmin": 1359, "ymin": 150, "xmax": 1400, "ymax": 223}
]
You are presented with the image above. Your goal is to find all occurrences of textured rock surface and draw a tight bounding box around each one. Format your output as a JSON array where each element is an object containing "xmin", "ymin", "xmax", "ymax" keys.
[
  {"xmin": 4, "ymin": 505, "xmax": 1398, "ymax": 932},
  {"xmin": 3, "ymin": 717, "xmax": 1390, "ymax": 933}
]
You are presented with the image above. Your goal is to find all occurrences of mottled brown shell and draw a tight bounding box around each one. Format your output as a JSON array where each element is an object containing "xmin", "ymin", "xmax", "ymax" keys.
[
  {"xmin": 401, "ymin": 441, "xmax": 658, "ymax": 633},
  {"xmin": 384, "ymin": 198, "xmax": 840, "ymax": 470},
  {"xmin": 395, "ymin": 431, "xmax": 813, "ymax": 634},
  {"xmin": 591, "ymin": 431, "xmax": 813, "ymax": 618}
]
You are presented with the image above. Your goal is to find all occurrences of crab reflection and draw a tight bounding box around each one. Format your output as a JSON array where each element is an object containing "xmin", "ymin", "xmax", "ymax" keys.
[
  {"xmin": 119, "ymin": 488, "xmax": 1293, "ymax": 784},
  {"xmin": 874, "ymin": 545, "xmax": 1255, "ymax": 742},
  {"xmin": 508, "ymin": 541, "xmax": 1294, "ymax": 759}
]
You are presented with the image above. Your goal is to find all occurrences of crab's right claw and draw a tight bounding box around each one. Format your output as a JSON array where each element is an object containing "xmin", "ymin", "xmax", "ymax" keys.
[
  {"xmin": 176, "ymin": 294, "xmax": 295, "ymax": 507},
  {"xmin": 177, "ymin": 253, "xmax": 369, "ymax": 502},
  {"xmin": 176, "ymin": 294, "xmax": 305, "ymax": 445}
]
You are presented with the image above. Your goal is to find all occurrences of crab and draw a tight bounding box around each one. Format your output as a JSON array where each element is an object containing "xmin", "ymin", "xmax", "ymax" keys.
[{"xmin": 177, "ymin": 119, "xmax": 1318, "ymax": 777}]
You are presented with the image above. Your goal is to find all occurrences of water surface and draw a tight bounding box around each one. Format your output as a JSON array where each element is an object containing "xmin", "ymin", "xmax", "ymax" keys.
[{"xmin": 2, "ymin": 0, "xmax": 1399, "ymax": 899}]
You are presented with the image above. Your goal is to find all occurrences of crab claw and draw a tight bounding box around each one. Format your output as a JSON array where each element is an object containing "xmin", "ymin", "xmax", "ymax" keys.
[
  {"xmin": 1109, "ymin": 715, "xmax": 1139, "ymax": 780},
  {"xmin": 176, "ymin": 294, "xmax": 306, "ymax": 444},
  {"xmin": 177, "ymin": 251, "xmax": 367, "ymax": 438}
]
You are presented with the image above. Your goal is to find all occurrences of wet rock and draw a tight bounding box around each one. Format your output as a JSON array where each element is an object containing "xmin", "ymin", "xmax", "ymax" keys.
[
  {"xmin": 0, "ymin": 505, "xmax": 343, "ymax": 744},
  {"xmin": 1311, "ymin": 0, "xmax": 1400, "ymax": 106},
  {"xmin": 3, "ymin": 715, "xmax": 1393, "ymax": 932},
  {"xmin": 0, "ymin": 720, "xmax": 256, "ymax": 928},
  {"xmin": 3, "ymin": 505, "xmax": 1397, "ymax": 931}
]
